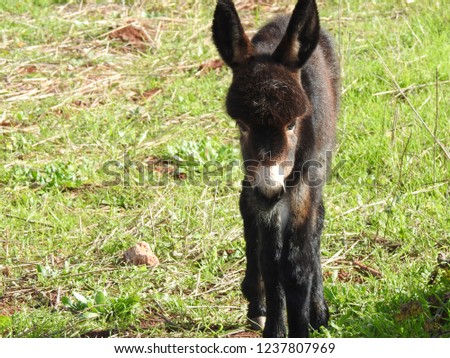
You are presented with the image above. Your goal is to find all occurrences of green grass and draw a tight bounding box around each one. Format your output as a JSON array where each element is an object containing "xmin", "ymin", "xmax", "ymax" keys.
[{"xmin": 0, "ymin": 0, "xmax": 449, "ymax": 338}]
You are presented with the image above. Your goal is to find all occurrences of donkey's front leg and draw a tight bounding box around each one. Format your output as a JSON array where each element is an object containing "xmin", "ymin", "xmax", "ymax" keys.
[
  {"xmin": 281, "ymin": 227, "xmax": 315, "ymax": 338},
  {"xmin": 260, "ymin": 226, "xmax": 286, "ymax": 338},
  {"xmin": 282, "ymin": 264, "xmax": 312, "ymax": 337},
  {"xmin": 241, "ymin": 220, "xmax": 266, "ymax": 330},
  {"xmin": 309, "ymin": 256, "xmax": 329, "ymax": 331},
  {"xmin": 309, "ymin": 202, "xmax": 329, "ymax": 330},
  {"xmin": 240, "ymin": 190, "xmax": 266, "ymax": 330}
]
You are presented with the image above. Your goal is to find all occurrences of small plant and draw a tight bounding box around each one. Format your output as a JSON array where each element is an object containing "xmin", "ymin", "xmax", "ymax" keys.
[
  {"xmin": 2, "ymin": 162, "xmax": 84, "ymax": 189},
  {"xmin": 36, "ymin": 264, "xmax": 59, "ymax": 278},
  {"xmin": 167, "ymin": 137, "xmax": 239, "ymax": 167},
  {"xmin": 166, "ymin": 137, "xmax": 241, "ymax": 185},
  {"xmin": 61, "ymin": 291, "xmax": 141, "ymax": 321},
  {"xmin": 0, "ymin": 315, "xmax": 12, "ymax": 336}
]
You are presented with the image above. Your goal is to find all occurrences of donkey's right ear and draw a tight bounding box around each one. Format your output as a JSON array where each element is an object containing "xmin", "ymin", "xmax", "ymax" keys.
[{"xmin": 212, "ymin": 0, "xmax": 254, "ymax": 68}]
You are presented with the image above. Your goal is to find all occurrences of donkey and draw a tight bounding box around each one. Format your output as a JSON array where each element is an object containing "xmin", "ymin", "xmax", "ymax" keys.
[{"xmin": 212, "ymin": 0, "xmax": 339, "ymax": 337}]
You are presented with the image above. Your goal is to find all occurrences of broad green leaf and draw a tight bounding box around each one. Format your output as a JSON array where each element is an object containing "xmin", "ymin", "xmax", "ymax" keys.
[
  {"xmin": 94, "ymin": 291, "xmax": 107, "ymax": 305},
  {"xmin": 82, "ymin": 312, "xmax": 100, "ymax": 319},
  {"xmin": 61, "ymin": 296, "xmax": 72, "ymax": 307},
  {"xmin": 73, "ymin": 292, "xmax": 88, "ymax": 304}
]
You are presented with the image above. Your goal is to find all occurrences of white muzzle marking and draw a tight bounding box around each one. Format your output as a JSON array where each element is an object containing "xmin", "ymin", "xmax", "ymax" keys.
[{"xmin": 253, "ymin": 163, "xmax": 286, "ymax": 198}]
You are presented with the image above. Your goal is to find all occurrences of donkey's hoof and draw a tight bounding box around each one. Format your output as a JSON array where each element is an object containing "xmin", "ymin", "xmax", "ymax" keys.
[{"xmin": 249, "ymin": 316, "xmax": 266, "ymax": 331}]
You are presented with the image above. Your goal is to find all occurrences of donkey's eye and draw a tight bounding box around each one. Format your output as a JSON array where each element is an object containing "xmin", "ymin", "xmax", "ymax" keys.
[
  {"xmin": 287, "ymin": 123, "xmax": 296, "ymax": 131},
  {"xmin": 237, "ymin": 121, "xmax": 249, "ymax": 134}
]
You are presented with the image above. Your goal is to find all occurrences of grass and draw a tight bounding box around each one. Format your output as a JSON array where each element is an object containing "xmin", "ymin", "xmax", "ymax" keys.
[{"xmin": 0, "ymin": 0, "xmax": 449, "ymax": 338}]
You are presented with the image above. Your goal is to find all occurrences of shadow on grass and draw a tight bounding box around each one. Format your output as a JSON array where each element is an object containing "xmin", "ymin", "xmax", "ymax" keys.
[{"xmin": 327, "ymin": 284, "xmax": 450, "ymax": 338}]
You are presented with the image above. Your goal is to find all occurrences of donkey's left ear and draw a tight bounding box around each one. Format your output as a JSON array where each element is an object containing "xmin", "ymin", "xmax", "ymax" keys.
[
  {"xmin": 212, "ymin": 0, "xmax": 254, "ymax": 68},
  {"xmin": 272, "ymin": 0, "xmax": 320, "ymax": 69}
]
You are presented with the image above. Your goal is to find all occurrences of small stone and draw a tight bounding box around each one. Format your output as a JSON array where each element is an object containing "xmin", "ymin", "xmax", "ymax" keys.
[{"xmin": 123, "ymin": 241, "xmax": 159, "ymax": 267}]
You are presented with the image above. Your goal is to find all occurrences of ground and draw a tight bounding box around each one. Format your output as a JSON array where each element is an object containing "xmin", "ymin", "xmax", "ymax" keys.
[{"xmin": 0, "ymin": 0, "xmax": 449, "ymax": 338}]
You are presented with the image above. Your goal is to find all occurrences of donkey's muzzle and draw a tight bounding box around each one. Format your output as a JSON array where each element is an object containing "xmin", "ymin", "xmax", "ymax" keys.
[{"xmin": 251, "ymin": 164, "xmax": 286, "ymax": 200}]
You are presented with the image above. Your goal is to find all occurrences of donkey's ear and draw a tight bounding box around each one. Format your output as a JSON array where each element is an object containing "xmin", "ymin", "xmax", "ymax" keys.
[
  {"xmin": 212, "ymin": 0, "xmax": 254, "ymax": 68},
  {"xmin": 272, "ymin": 0, "xmax": 320, "ymax": 69}
]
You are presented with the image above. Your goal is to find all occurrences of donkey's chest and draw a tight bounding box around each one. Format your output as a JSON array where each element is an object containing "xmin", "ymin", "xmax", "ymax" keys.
[{"xmin": 256, "ymin": 196, "xmax": 291, "ymax": 233}]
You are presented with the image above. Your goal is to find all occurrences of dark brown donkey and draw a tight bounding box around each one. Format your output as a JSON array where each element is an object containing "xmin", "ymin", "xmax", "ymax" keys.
[{"xmin": 212, "ymin": 0, "xmax": 339, "ymax": 337}]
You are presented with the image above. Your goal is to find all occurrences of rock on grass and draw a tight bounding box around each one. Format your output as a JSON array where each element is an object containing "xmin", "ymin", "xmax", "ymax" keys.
[{"xmin": 123, "ymin": 242, "xmax": 159, "ymax": 267}]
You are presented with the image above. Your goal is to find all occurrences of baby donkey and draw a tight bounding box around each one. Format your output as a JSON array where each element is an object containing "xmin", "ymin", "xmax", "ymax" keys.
[{"xmin": 212, "ymin": 0, "xmax": 340, "ymax": 337}]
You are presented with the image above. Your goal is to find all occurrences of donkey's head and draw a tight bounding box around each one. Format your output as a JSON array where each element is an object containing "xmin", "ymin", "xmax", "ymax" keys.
[{"xmin": 213, "ymin": 0, "xmax": 320, "ymax": 200}]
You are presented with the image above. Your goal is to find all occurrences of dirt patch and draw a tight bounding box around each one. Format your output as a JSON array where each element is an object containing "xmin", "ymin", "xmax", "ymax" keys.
[
  {"xmin": 108, "ymin": 19, "xmax": 156, "ymax": 50},
  {"xmin": 426, "ymin": 292, "xmax": 450, "ymax": 336},
  {"xmin": 337, "ymin": 269, "xmax": 365, "ymax": 284},
  {"xmin": 131, "ymin": 88, "xmax": 162, "ymax": 103},
  {"xmin": 0, "ymin": 120, "xmax": 38, "ymax": 132},
  {"xmin": 141, "ymin": 88, "xmax": 162, "ymax": 100},
  {"xmin": 372, "ymin": 236, "xmax": 402, "ymax": 252},
  {"xmin": 71, "ymin": 97, "xmax": 105, "ymax": 109},
  {"xmin": 353, "ymin": 260, "xmax": 382, "ymax": 278},
  {"xmin": 0, "ymin": 296, "xmax": 22, "ymax": 316},
  {"xmin": 197, "ymin": 59, "xmax": 224, "ymax": 76},
  {"xmin": 144, "ymin": 156, "xmax": 187, "ymax": 181},
  {"xmin": 394, "ymin": 301, "xmax": 424, "ymax": 322},
  {"xmin": 17, "ymin": 65, "xmax": 38, "ymax": 74},
  {"xmin": 139, "ymin": 314, "xmax": 166, "ymax": 330},
  {"xmin": 60, "ymin": 183, "xmax": 104, "ymax": 194},
  {"xmin": 226, "ymin": 330, "xmax": 260, "ymax": 338},
  {"xmin": 324, "ymin": 268, "xmax": 365, "ymax": 284},
  {"xmin": 81, "ymin": 330, "xmax": 118, "ymax": 338}
]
